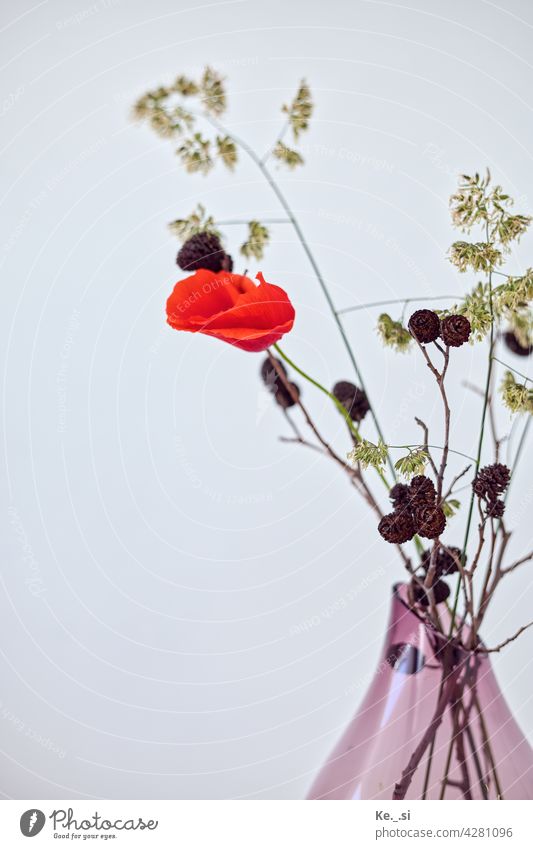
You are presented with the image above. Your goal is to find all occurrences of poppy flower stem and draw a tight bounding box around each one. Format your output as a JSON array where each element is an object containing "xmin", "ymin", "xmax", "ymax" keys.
[
  {"xmin": 199, "ymin": 111, "xmax": 397, "ymax": 481},
  {"xmin": 272, "ymin": 342, "xmax": 390, "ymax": 493}
]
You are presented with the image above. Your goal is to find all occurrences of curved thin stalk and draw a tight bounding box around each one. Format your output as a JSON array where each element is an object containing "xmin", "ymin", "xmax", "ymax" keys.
[
  {"xmin": 216, "ymin": 218, "xmax": 291, "ymax": 225},
  {"xmin": 202, "ymin": 112, "xmax": 397, "ymax": 480},
  {"xmin": 388, "ymin": 444, "xmax": 476, "ymax": 464},
  {"xmin": 337, "ymin": 294, "xmax": 460, "ymax": 316},
  {"xmin": 492, "ymin": 357, "xmax": 532, "ymax": 384},
  {"xmin": 507, "ymin": 415, "xmax": 531, "ymax": 498}
]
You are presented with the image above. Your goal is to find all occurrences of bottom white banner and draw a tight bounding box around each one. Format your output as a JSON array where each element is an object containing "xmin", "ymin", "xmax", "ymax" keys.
[{"xmin": 0, "ymin": 799, "xmax": 532, "ymax": 848}]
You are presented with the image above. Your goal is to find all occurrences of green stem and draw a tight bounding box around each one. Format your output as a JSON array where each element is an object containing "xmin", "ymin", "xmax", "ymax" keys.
[
  {"xmin": 273, "ymin": 343, "xmax": 360, "ymax": 440},
  {"xmin": 273, "ymin": 343, "xmax": 392, "ymax": 492},
  {"xmin": 449, "ymin": 268, "xmax": 495, "ymax": 636}
]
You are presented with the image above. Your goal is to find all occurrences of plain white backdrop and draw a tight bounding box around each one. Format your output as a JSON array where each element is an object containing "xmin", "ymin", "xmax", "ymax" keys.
[{"xmin": 1, "ymin": 0, "xmax": 533, "ymax": 799}]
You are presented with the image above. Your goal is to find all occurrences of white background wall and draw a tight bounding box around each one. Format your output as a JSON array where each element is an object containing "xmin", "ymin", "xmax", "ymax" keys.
[{"xmin": 1, "ymin": 0, "xmax": 532, "ymax": 799}]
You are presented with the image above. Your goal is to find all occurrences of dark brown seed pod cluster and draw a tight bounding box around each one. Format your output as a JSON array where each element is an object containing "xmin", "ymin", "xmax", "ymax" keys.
[
  {"xmin": 377, "ymin": 511, "xmax": 416, "ymax": 545},
  {"xmin": 412, "ymin": 544, "xmax": 464, "ymax": 608},
  {"xmin": 408, "ymin": 309, "xmax": 471, "ymax": 348},
  {"xmin": 177, "ymin": 232, "xmax": 232, "ymax": 273},
  {"xmin": 420, "ymin": 545, "xmax": 463, "ymax": 577},
  {"xmin": 412, "ymin": 578, "xmax": 451, "ymax": 607},
  {"xmin": 413, "ymin": 504, "xmax": 447, "ymax": 539},
  {"xmin": 503, "ymin": 330, "xmax": 532, "ymax": 358},
  {"xmin": 332, "ymin": 381, "xmax": 370, "ymax": 423},
  {"xmin": 260, "ymin": 357, "xmax": 300, "ymax": 409},
  {"xmin": 389, "ymin": 483, "xmax": 410, "ymax": 509},
  {"xmin": 379, "ymin": 474, "xmax": 446, "ymax": 544},
  {"xmin": 473, "ymin": 462, "xmax": 510, "ymax": 519},
  {"xmin": 408, "ymin": 310, "xmax": 441, "ymax": 344},
  {"xmin": 440, "ymin": 314, "xmax": 471, "ymax": 347},
  {"xmin": 410, "ymin": 475, "xmax": 437, "ymax": 505}
]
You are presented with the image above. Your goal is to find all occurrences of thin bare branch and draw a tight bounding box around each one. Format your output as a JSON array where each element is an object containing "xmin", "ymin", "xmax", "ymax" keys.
[
  {"xmin": 480, "ymin": 620, "xmax": 533, "ymax": 654},
  {"xmin": 415, "ymin": 417, "xmax": 439, "ymax": 478},
  {"xmin": 501, "ymin": 550, "xmax": 533, "ymax": 576}
]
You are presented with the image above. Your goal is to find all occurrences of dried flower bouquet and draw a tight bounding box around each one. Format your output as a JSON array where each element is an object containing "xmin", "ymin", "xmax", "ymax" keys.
[{"xmin": 133, "ymin": 68, "xmax": 533, "ymax": 799}]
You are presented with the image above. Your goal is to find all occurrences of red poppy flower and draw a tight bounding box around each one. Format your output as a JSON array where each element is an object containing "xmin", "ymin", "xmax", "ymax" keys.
[{"xmin": 166, "ymin": 270, "xmax": 295, "ymax": 352}]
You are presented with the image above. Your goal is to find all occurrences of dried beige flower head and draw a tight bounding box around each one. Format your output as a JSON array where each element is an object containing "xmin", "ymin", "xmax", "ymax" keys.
[
  {"xmin": 282, "ymin": 79, "xmax": 313, "ymax": 140},
  {"xmin": 449, "ymin": 171, "xmax": 492, "ymax": 231},
  {"xmin": 376, "ymin": 313, "xmax": 412, "ymax": 352},
  {"xmin": 507, "ymin": 309, "xmax": 533, "ymax": 350},
  {"xmin": 449, "ymin": 241, "xmax": 502, "ymax": 273},
  {"xmin": 273, "ymin": 141, "xmax": 304, "ymax": 169},
  {"xmin": 132, "ymin": 67, "xmax": 234, "ymax": 176},
  {"xmin": 445, "ymin": 172, "xmax": 532, "ymax": 347},
  {"xmin": 348, "ymin": 439, "xmax": 388, "ymax": 472},
  {"xmin": 173, "ymin": 75, "xmax": 199, "ymax": 97},
  {"xmin": 176, "ymin": 132, "xmax": 213, "ymax": 174},
  {"xmin": 450, "ymin": 170, "xmax": 531, "ymax": 247},
  {"xmin": 394, "ymin": 448, "xmax": 429, "ymax": 480},
  {"xmin": 240, "ymin": 221, "xmax": 270, "ymax": 260},
  {"xmin": 442, "ymin": 269, "xmax": 533, "ymax": 345},
  {"xmin": 215, "ymin": 135, "xmax": 237, "ymax": 171},
  {"xmin": 495, "ymin": 269, "xmax": 533, "ymax": 312},
  {"xmin": 168, "ymin": 204, "xmax": 220, "ymax": 242},
  {"xmin": 500, "ymin": 371, "xmax": 533, "ymax": 415},
  {"xmin": 200, "ymin": 67, "xmax": 226, "ymax": 116},
  {"xmin": 132, "ymin": 86, "xmax": 171, "ymax": 120}
]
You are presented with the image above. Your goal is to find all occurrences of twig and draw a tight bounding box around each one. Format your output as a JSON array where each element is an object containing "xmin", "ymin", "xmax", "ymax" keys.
[
  {"xmin": 480, "ymin": 620, "xmax": 533, "ymax": 654},
  {"xmin": 279, "ymin": 435, "xmax": 324, "ymax": 455},
  {"xmin": 282, "ymin": 408, "xmax": 304, "ymax": 441},
  {"xmin": 473, "ymin": 692, "xmax": 504, "ymax": 799},
  {"xmin": 415, "ymin": 417, "xmax": 439, "ymax": 478},
  {"xmin": 271, "ymin": 357, "xmax": 414, "ymax": 571},
  {"xmin": 441, "ymin": 465, "xmax": 472, "ymax": 504},
  {"xmin": 463, "ymin": 720, "xmax": 490, "ymax": 800},
  {"xmin": 500, "ymin": 550, "xmax": 533, "ymax": 576},
  {"xmin": 393, "ymin": 652, "xmax": 459, "ymax": 800},
  {"xmin": 267, "ymin": 353, "xmax": 348, "ymax": 473}
]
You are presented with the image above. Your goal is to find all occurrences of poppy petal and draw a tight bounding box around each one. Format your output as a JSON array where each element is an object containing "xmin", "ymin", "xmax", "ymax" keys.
[
  {"xmin": 166, "ymin": 270, "xmax": 256, "ymax": 328},
  {"xmin": 165, "ymin": 270, "xmax": 295, "ymax": 351}
]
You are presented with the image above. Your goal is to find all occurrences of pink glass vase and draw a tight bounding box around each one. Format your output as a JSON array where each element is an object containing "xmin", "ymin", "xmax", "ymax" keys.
[{"xmin": 308, "ymin": 584, "xmax": 533, "ymax": 800}]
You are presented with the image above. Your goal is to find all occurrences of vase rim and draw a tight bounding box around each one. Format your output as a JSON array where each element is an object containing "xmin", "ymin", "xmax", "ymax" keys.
[{"xmin": 391, "ymin": 582, "xmax": 487, "ymax": 659}]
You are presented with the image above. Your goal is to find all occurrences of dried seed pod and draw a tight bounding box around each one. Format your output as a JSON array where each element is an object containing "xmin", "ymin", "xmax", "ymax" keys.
[
  {"xmin": 440, "ymin": 314, "xmax": 471, "ymax": 347},
  {"xmin": 503, "ymin": 330, "xmax": 532, "ymax": 358},
  {"xmin": 412, "ymin": 578, "xmax": 450, "ymax": 607},
  {"xmin": 177, "ymin": 232, "xmax": 229, "ymax": 273},
  {"xmin": 378, "ymin": 511, "xmax": 416, "ymax": 544},
  {"xmin": 409, "ymin": 475, "xmax": 437, "ymax": 507},
  {"xmin": 473, "ymin": 463, "xmax": 511, "ymax": 502},
  {"xmin": 408, "ymin": 309, "xmax": 440, "ymax": 344},
  {"xmin": 413, "ymin": 505, "xmax": 446, "ymax": 539},
  {"xmin": 332, "ymin": 381, "xmax": 370, "ymax": 423}
]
